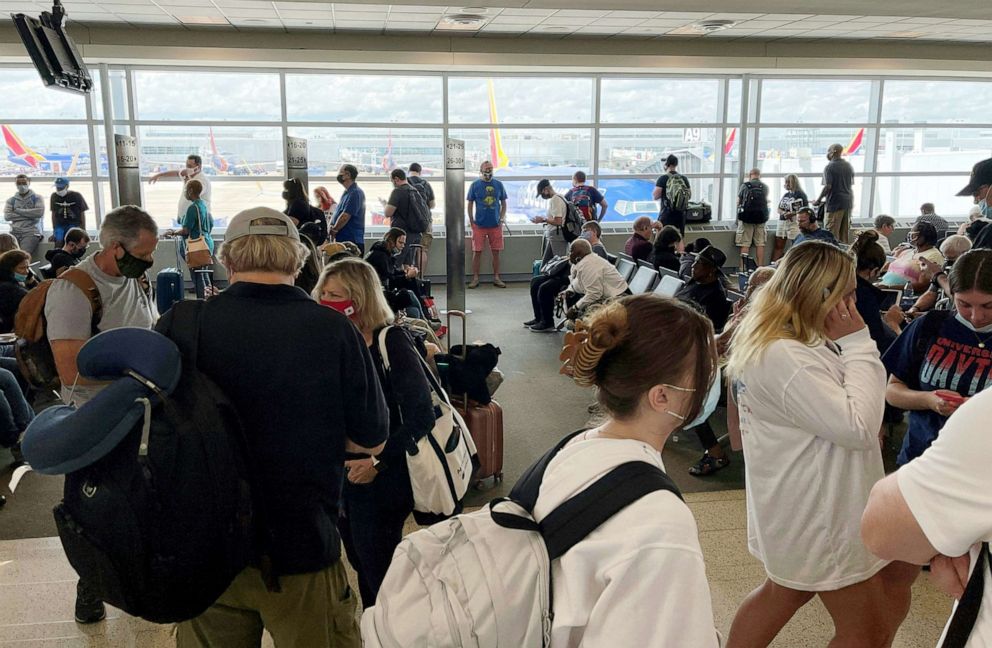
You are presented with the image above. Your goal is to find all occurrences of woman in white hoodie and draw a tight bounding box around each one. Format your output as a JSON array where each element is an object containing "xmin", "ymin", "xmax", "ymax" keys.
[
  {"xmin": 725, "ymin": 241, "xmax": 918, "ymax": 647},
  {"xmin": 544, "ymin": 294, "xmax": 721, "ymax": 647}
]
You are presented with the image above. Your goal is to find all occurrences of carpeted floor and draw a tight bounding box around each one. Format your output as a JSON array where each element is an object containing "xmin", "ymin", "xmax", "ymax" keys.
[{"xmin": 0, "ymin": 282, "xmax": 907, "ymax": 540}]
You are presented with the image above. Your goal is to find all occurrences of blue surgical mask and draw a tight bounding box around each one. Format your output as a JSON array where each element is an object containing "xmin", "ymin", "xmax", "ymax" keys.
[
  {"xmin": 955, "ymin": 313, "xmax": 992, "ymax": 334},
  {"xmin": 980, "ymin": 197, "xmax": 990, "ymax": 219},
  {"xmin": 579, "ymin": 231, "xmax": 593, "ymax": 241},
  {"xmin": 13, "ymin": 272, "xmax": 28, "ymax": 283},
  {"xmin": 683, "ymin": 368, "xmax": 722, "ymax": 430}
]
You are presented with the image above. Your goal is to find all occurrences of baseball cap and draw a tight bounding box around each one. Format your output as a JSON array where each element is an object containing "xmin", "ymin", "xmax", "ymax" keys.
[
  {"xmin": 957, "ymin": 158, "xmax": 992, "ymax": 196},
  {"xmin": 224, "ymin": 207, "xmax": 300, "ymax": 243},
  {"xmin": 54, "ymin": 177, "xmax": 69, "ymax": 189},
  {"xmin": 536, "ymin": 179, "xmax": 552, "ymax": 197}
]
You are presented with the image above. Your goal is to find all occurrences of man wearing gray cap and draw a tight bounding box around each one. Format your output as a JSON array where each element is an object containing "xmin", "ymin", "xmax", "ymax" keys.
[{"xmin": 162, "ymin": 207, "xmax": 388, "ymax": 648}]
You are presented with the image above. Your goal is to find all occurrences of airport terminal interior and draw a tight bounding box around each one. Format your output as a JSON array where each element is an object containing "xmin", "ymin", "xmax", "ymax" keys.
[{"xmin": 2, "ymin": 0, "xmax": 992, "ymax": 646}]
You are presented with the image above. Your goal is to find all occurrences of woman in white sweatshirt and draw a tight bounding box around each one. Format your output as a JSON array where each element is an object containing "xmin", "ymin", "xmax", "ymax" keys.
[
  {"xmin": 545, "ymin": 294, "xmax": 721, "ymax": 647},
  {"xmin": 725, "ymin": 241, "xmax": 918, "ymax": 648}
]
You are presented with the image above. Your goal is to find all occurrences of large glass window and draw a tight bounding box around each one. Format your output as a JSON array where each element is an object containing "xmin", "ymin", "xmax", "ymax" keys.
[
  {"xmin": 448, "ymin": 128, "xmax": 592, "ymax": 178},
  {"xmin": 1, "ymin": 70, "xmax": 87, "ymax": 120},
  {"xmin": 882, "ymin": 81, "xmax": 992, "ymax": 124},
  {"xmin": 0, "ymin": 124, "xmax": 92, "ymax": 178},
  {"xmin": 447, "ymin": 77, "xmax": 594, "ymax": 124},
  {"xmin": 143, "ymin": 180, "xmax": 285, "ymax": 230},
  {"xmin": 760, "ymin": 80, "xmax": 872, "ymax": 124},
  {"xmin": 137, "ymin": 126, "xmax": 283, "ymax": 176},
  {"xmin": 600, "ymin": 79, "xmax": 721, "ymax": 124},
  {"xmin": 876, "ymin": 128, "xmax": 992, "ymax": 173},
  {"xmin": 286, "ymin": 74, "xmax": 442, "ymax": 123},
  {"xmin": 287, "ymin": 128, "xmax": 443, "ymax": 178},
  {"xmin": 133, "ymin": 71, "xmax": 281, "ymax": 121},
  {"xmin": 874, "ymin": 175, "xmax": 973, "ymax": 218},
  {"xmin": 599, "ymin": 128, "xmax": 719, "ymax": 175},
  {"xmin": 755, "ymin": 128, "xmax": 869, "ymax": 174}
]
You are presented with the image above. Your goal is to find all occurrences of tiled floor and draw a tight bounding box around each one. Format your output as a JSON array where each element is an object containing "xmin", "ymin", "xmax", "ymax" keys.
[{"xmin": 0, "ymin": 490, "xmax": 951, "ymax": 647}]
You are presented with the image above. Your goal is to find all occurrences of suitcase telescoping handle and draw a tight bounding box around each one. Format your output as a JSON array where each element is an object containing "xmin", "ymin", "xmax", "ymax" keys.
[{"xmin": 445, "ymin": 310, "xmax": 470, "ymax": 409}]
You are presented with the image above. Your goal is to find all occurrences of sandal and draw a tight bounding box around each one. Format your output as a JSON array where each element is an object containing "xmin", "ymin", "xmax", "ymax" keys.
[{"xmin": 688, "ymin": 452, "xmax": 730, "ymax": 477}]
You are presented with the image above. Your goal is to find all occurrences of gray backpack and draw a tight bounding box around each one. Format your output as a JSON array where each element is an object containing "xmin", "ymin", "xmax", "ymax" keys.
[
  {"xmin": 360, "ymin": 430, "xmax": 681, "ymax": 648},
  {"xmin": 404, "ymin": 183, "xmax": 432, "ymax": 234}
]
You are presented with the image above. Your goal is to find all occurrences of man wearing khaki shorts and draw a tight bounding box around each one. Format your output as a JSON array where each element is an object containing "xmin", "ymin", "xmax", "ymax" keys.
[
  {"xmin": 736, "ymin": 168, "xmax": 770, "ymax": 269},
  {"xmin": 814, "ymin": 143, "xmax": 855, "ymax": 244}
]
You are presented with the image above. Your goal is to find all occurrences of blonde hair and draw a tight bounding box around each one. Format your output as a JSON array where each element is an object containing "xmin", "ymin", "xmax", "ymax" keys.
[
  {"xmin": 726, "ymin": 242, "xmax": 855, "ymax": 380},
  {"xmin": 313, "ymin": 258, "xmax": 394, "ymax": 332},
  {"xmin": 218, "ymin": 217, "xmax": 310, "ymax": 276},
  {"xmin": 572, "ymin": 295, "xmax": 717, "ymax": 423}
]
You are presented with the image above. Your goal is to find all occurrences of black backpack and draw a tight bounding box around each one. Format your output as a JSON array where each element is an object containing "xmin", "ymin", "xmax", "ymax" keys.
[
  {"xmin": 559, "ymin": 196, "xmax": 584, "ymax": 243},
  {"xmin": 306, "ymin": 206, "xmax": 328, "ymax": 245},
  {"xmin": 404, "ymin": 184, "xmax": 433, "ymax": 235},
  {"xmin": 738, "ymin": 181, "xmax": 769, "ymax": 224},
  {"xmin": 54, "ymin": 302, "xmax": 255, "ymax": 623}
]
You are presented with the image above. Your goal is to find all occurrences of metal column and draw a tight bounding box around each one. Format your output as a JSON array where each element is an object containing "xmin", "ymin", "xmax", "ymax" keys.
[
  {"xmin": 286, "ymin": 136, "xmax": 308, "ymax": 192},
  {"xmin": 114, "ymin": 134, "xmax": 141, "ymax": 207},
  {"xmin": 445, "ymin": 138, "xmax": 466, "ymax": 312}
]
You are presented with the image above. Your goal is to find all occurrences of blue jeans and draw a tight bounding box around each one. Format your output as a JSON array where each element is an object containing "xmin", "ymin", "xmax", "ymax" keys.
[{"xmin": 0, "ymin": 367, "xmax": 33, "ymax": 447}]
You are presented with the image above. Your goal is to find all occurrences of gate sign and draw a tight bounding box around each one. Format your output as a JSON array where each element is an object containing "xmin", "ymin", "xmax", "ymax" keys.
[
  {"xmin": 683, "ymin": 128, "xmax": 703, "ymax": 144},
  {"xmin": 286, "ymin": 137, "xmax": 308, "ymax": 170},
  {"xmin": 114, "ymin": 135, "xmax": 138, "ymax": 169}
]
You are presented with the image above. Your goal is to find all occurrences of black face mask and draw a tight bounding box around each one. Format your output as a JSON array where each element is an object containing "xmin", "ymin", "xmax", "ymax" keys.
[
  {"xmin": 72, "ymin": 246, "xmax": 87, "ymax": 258},
  {"xmin": 116, "ymin": 246, "xmax": 154, "ymax": 279},
  {"xmin": 282, "ymin": 191, "xmax": 291, "ymax": 201},
  {"xmin": 336, "ymin": 174, "xmax": 347, "ymax": 185}
]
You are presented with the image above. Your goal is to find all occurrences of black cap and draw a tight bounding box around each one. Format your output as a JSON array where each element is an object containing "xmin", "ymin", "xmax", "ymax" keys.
[
  {"xmin": 536, "ymin": 179, "xmax": 552, "ymax": 197},
  {"xmin": 696, "ymin": 245, "xmax": 727, "ymax": 274},
  {"xmin": 957, "ymin": 158, "xmax": 992, "ymax": 196}
]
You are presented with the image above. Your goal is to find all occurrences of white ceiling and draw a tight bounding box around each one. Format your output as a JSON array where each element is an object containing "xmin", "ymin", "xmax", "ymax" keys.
[{"xmin": 4, "ymin": 1, "xmax": 992, "ymax": 42}]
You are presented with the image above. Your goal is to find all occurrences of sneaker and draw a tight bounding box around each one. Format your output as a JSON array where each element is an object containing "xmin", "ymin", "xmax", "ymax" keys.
[
  {"xmin": 467, "ymin": 278, "xmax": 480, "ymax": 289},
  {"xmin": 529, "ymin": 322, "xmax": 555, "ymax": 332},
  {"xmin": 523, "ymin": 318, "xmax": 540, "ymax": 327},
  {"xmin": 74, "ymin": 582, "xmax": 106, "ymax": 624},
  {"xmin": 493, "ymin": 278, "xmax": 507, "ymax": 288}
]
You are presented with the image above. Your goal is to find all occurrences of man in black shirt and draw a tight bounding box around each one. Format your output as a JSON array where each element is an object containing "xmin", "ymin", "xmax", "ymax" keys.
[
  {"xmin": 44, "ymin": 227, "xmax": 89, "ymax": 277},
  {"xmin": 675, "ymin": 245, "xmax": 731, "ymax": 333},
  {"xmin": 407, "ymin": 162, "xmax": 435, "ymax": 269},
  {"xmin": 49, "ymin": 177, "xmax": 88, "ymax": 246},
  {"xmin": 653, "ymin": 154, "xmax": 691, "ymax": 235},
  {"xmin": 814, "ymin": 143, "xmax": 855, "ymax": 244},
  {"xmin": 164, "ymin": 207, "xmax": 388, "ymax": 648},
  {"xmin": 384, "ymin": 168, "xmax": 425, "ymax": 266}
]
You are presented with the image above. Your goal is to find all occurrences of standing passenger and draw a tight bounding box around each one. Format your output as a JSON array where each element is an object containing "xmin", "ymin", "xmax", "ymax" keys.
[
  {"xmin": 4, "ymin": 175, "xmax": 44, "ymax": 256},
  {"xmin": 329, "ymin": 164, "xmax": 366, "ymax": 254},
  {"xmin": 170, "ymin": 208, "xmax": 388, "ymax": 648},
  {"xmin": 813, "ymin": 143, "xmax": 855, "ymax": 244},
  {"xmin": 466, "ymin": 161, "xmax": 508, "ymax": 288},
  {"xmin": 725, "ymin": 241, "xmax": 917, "ymax": 647}
]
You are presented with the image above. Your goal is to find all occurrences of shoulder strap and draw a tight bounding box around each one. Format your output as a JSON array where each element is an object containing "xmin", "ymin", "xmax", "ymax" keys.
[
  {"xmin": 941, "ymin": 543, "xmax": 989, "ymax": 648},
  {"xmin": 541, "ymin": 461, "xmax": 682, "ymax": 561},
  {"xmin": 508, "ymin": 430, "xmax": 589, "ymax": 511},
  {"xmin": 61, "ymin": 268, "xmax": 103, "ymax": 324},
  {"xmin": 375, "ymin": 325, "xmax": 393, "ymax": 372}
]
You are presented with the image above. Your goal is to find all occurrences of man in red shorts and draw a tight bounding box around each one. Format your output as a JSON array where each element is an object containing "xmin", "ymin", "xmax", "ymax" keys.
[{"xmin": 466, "ymin": 160, "xmax": 508, "ymax": 288}]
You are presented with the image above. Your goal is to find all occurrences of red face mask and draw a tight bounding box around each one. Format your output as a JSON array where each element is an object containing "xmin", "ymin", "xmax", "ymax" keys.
[{"xmin": 320, "ymin": 299, "xmax": 356, "ymax": 319}]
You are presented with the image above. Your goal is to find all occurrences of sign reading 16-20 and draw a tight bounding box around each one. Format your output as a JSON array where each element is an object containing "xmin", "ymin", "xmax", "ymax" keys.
[{"xmin": 114, "ymin": 135, "xmax": 138, "ymax": 169}]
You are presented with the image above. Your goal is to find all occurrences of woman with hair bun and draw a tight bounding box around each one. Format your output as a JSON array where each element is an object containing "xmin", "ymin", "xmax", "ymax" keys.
[
  {"xmin": 851, "ymin": 229, "xmax": 903, "ymax": 354},
  {"xmin": 725, "ymin": 241, "xmax": 917, "ymax": 647},
  {"xmin": 546, "ymin": 294, "xmax": 720, "ymax": 646}
]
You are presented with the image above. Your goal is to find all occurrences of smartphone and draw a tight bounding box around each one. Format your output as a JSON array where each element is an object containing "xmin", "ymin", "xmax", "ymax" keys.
[{"xmin": 935, "ymin": 389, "xmax": 967, "ymax": 405}]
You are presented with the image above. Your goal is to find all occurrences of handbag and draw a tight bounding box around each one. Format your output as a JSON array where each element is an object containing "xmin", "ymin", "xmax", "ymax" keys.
[
  {"xmin": 185, "ymin": 204, "xmax": 212, "ymax": 269},
  {"xmin": 376, "ymin": 326, "xmax": 477, "ymax": 522}
]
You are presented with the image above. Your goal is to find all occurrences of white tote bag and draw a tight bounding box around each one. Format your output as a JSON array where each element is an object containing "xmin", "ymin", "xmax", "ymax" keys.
[{"xmin": 377, "ymin": 327, "xmax": 477, "ymax": 518}]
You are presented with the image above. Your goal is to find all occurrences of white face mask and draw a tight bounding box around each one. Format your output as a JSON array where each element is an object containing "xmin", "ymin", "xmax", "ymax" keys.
[
  {"xmin": 682, "ymin": 368, "xmax": 722, "ymax": 430},
  {"xmin": 56, "ymin": 188, "xmax": 68, "ymax": 197},
  {"xmin": 16, "ymin": 185, "xmax": 29, "ymax": 195},
  {"xmin": 955, "ymin": 313, "xmax": 992, "ymax": 334}
]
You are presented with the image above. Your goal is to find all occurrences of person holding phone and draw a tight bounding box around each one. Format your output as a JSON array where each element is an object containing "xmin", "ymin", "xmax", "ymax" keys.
[
  {"xmin": 851, "ymin": 230, "xmax": 902, "ymax": 354},
  {"xmin": 149, "ymin": 154, "xmax": 212, "ymax": 225},
  {"xmin": 882, "ymin": 249, "xmax": 992, "ymax": 466},
  {"xmin": 725, "ymin": 241, "xmax": 917, "ymax": 647}
]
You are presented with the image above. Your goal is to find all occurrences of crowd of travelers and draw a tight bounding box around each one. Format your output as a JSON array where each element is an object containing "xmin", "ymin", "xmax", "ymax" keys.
[{"xmin": 0, "ymin": 150, "xmax": 991, "ymax": 648}]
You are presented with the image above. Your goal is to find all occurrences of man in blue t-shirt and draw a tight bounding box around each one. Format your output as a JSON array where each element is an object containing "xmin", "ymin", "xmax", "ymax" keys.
[
  {"xmin": 466, "ymin": 160, "xmax": 508, "ymax": 289},
  {"xmin": 564, "ymin": 171, "xmax": 607, "ymax": 222},
  {"xmin": 329, "ymin": 164, "xmax": 366, "ymax": 254},
  {"xmin": 883, "ymin": 310, "xmax": 992, "ymax": 466}
]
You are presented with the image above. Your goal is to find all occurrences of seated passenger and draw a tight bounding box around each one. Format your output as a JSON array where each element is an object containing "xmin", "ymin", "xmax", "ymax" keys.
[
  {"xmin": 882, "ymin": 249, "xmax": 992, "ymax": 467},
  {"xmin": 793, "ymin": 207, "xmax": 840, "ymax": 247},
  {"xmin": 580, "ymin": 220, "xmax": 608, "ymax": 259},
  {"xmin": 165, "ymin": 207, "xmax": 388, "ymax": 646},
  {"xmin": 873, "ymin": 214, "xmax": 895, "ymax": 253},
  {"xmin": 907, "ymin": 234, "xmax": 971, "ymax": 316},
  {"xmin": 526, "ymin": 254, "xmax": 571, "ymax": 333},
  {"xmin": 624, "ymin": 216, "xmax": 653, "ymax": 263},
  {"xmin": 44, "ymin": 227, "xmax": 89, "ymax": 278},
  {"xmin": 550, "ymin": 295, "xmax": 721, "ymax": 646},
  {"xmin": 563, "ymin": 239, "xmax": 629, "ymax": 322},
  {"xmin": 313, "ymin": 258, "xmax": 433, "ymax": 607},
  {"xmin": 365, "ymin": 227, "xmax": 425, "ymax": 320},
  {"xmin": 881, "ymin": 222, "xmax": 944, "ymax": 292},
  {"xmin": 0, "ymin": 250, "xmax": 32, "ymax": 334},
  {"xmin": 674, "ymin": 246, "xmax": 731, "ymax": 333},
  {"xmin": 650, "ymin": 225, "xmax": 683, "ymax": 272},
  {"xmin": 915, "ymin": 202, "xmax": 948, "ymax": 234},
  {"xmin": 680, "ymin": 237, "xmax": 712, "ymax": 281},
  {"xmin": 851, "ymin": 230, "xmax": 901, "ymax": 355}
]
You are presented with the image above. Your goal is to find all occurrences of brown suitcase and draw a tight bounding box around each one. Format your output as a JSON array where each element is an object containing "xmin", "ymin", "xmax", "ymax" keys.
[{"xmin": 447, "ymin": 310, "xmax": 504, "ymax": 488}]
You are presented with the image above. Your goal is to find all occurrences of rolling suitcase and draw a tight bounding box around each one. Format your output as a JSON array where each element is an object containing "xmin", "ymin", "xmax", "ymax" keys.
[
  {"xmin": 156, "ymin": 236, "xmax": 185, "ymax": 315},
  {"xmin": 446, "ymin": 310, "xmax": 504, "ymax": 488}
]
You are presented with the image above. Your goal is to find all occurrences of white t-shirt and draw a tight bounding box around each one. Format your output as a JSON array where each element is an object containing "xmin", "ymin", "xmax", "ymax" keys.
[
  {"xmin": 898, "ymin": 388, "xmax": 992, "ymax": 647},
  {"xmin": 177, "ymin": 170, "xmax": 212, "ymax": 220},
  {"xmin": 545, "ymin": 193, "xmax": 568, "ymax": 244},
  {"xmin": 531, "ymin": 434, "xmax": 720, "ymax": 648},
  {"xmin": 736, "ymin": 328, "xmax": 889, "ymax": 590}
]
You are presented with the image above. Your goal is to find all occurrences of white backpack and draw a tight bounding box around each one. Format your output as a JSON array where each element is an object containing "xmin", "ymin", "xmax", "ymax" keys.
[
  {"xmin": 376, "ymin": 326, "xmax": 477, "ymax": 520},
  {"xmin": 361, "ymin": 430, "xmax": 682, "ymax": 648}
]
